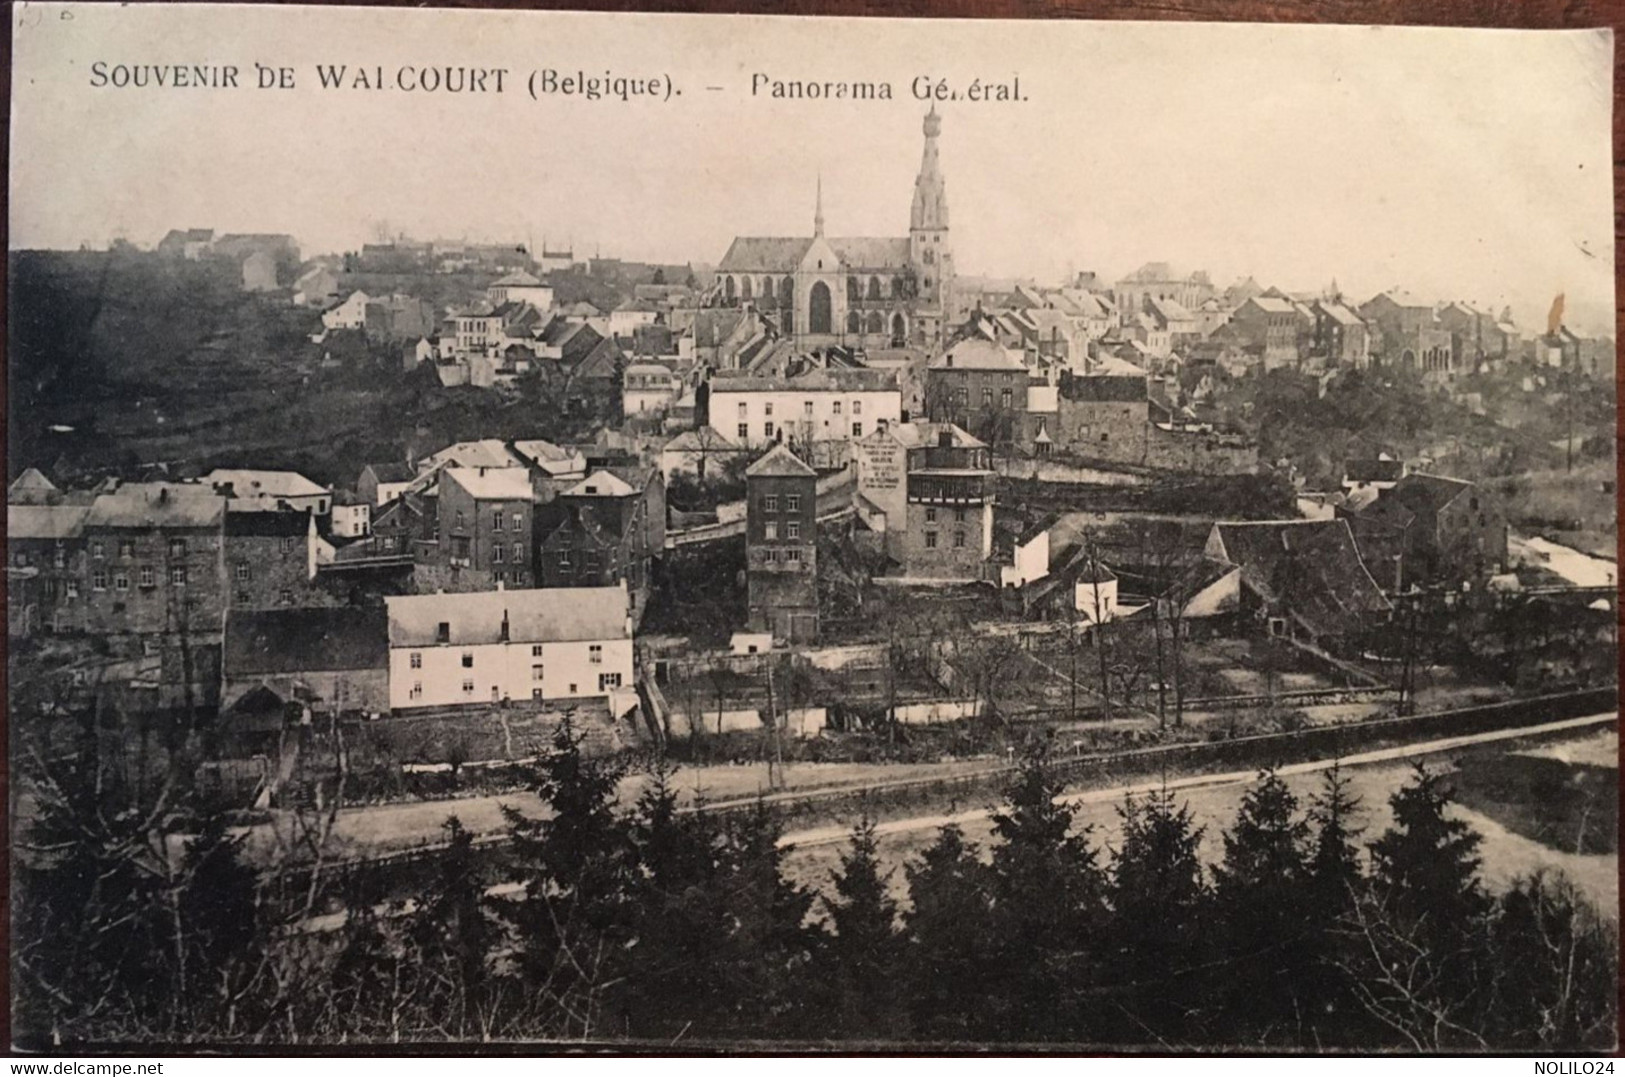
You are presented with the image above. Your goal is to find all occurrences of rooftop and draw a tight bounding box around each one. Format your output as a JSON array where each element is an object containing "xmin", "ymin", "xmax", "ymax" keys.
[
  {"xmin": 205, "ymin": 468, "xmax": 328, "ymax": 499},
  {"xmin": 225, "ymin": 606, "xmax": 389, "ymax": 676},
  {"xmin": 387, "ymin": 586, "xmax": 633, "ymax": 647},
  {"xmin": 444, "ymin": 466, "xmax": 534, "ymax": 502}
]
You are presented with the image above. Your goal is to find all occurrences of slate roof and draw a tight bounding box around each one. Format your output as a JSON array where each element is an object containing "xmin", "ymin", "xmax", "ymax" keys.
[
  {"xmin": 387, "ymin": 587, "xmax": 632, "ymax": 647},
  {"xmin": 225, "ymin": 510, "xmax": 312, "ymax": 538},
  {"xmin": 1387, "ymin": 472, "xmax": 1474, "ymax": 513},
  {"xmin": 930, "ymin": 338, "xmax": 1026, "ymax": 371},
  {"xmin": 9, "ymin": 468, "xmax": 58, "ymax": 497},
  {"xmin": 8, "ymin": 504, "xmax": 90, "ymax": 540},
  {"xmin": 709, "ymin": 368, "xmax": 898, "ymax": 393},
  {"xmin": 887, "ymin": 421, "xmax": 986, "ymax": 450},
  {"xmin": 85, "ymin": 484, "xmax": 224, "ymax": 529},
  {"xmin": 225, "ymin": 606, "xmax": 388, "ymax": 676},
  {"xmin": 745, "ymin": 444, "xmax": 817, "ymax": 479},
  {"xmin": 423, "ymin": 439, "xmax": 524, "ymax": 471},
  {"xmin": 444, "ymin": 466, "xmax": 533, "ymax": 502},
  {"xmin": 492, "ymin": 270, "xmax": 543, "ymax": 287},
  {"xmin": 1060, "ymin": 371, "xmax": 1148, "ymax": 403},
  {"xmin": 206, "ymin": 469, "xmax": 328, "ymax": 499},
  {"xmin": 1208, "ymin": 519, "xmax": 1390, "ymax": 638},
  {"xmin": 718, "ymin": 237, "xmax": 811, "ymax": 273},
  {"xmin": 829, "ymin": 237, "xmax": 911, "ymax": 269}
]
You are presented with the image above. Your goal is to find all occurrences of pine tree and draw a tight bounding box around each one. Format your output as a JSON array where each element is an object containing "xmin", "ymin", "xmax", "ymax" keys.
[
  {"xmin": 817, "ymin": 816, "xmax": 904, "ymax": 1039},
  {"xmin": 401, "ymin": 816, "xmax": 498, "ymax": 1038},
  {"xmin": 1349, "ymin": 762, "xmax": 1495, "ymax": 1049},
  {"xmin": 900, "ymin": 824, "xmax": 994, "ymax": 1042},
  {"xmin": 1108, "ymin": 786, "xmax": 1210, "ymax": 1043},
  {"xmin": 1210, "ymin": 769, "xmax": 1311, "ymax": 1044},
  {"xmin": 497, "ymin": 716, "xmax": 635, "ymax": 1040},
  {"xmin": 1302, "ymin": 762, "xmax": 1369, "ymax": 1045},
  {"xmin": 981, "ymin": 751, "xmax": 1109, "ymax": 1042}
]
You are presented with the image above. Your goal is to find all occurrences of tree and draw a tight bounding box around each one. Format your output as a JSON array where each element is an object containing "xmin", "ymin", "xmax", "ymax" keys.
[
  {"xmin": 1108, "ymin": 786, "xmax": 1210, "ymax": 1042},
  {"xmin": 496, "ymin": 717, "xmax": 636, "ymax": 1040},
  {"xmin": 817, "ymin": 816, "xmax": 905, "ymax": 1038},
  {"xmin": 1342, "ymin": 763, "xmax": 1495, "ymax": 1050},
  {"xmin": 980, "ymin": 751, "xmax": 1110, "ymax": 1041},
  {"xmin": 900, "ymin": 825, "xmax": 994, "ymax": 1040},
  {"xmin": 1210, "ymin": 769, "xmax": 1313, "ymax": 1043}
]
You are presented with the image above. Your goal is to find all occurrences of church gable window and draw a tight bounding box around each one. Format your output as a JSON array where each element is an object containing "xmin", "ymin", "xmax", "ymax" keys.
[{"xmin": 867, "ymin": 276, "xmax": 883, "ymax": 300}]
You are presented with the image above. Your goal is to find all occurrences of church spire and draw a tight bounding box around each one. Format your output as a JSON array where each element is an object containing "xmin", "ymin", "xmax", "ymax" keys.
[
  {"xmin": 911, "ymin": 106, "xmax": 947, "ymax": 231},
  {"xmin": 814, "ymin": 171, "xmax": 825, "ymax": 237}
]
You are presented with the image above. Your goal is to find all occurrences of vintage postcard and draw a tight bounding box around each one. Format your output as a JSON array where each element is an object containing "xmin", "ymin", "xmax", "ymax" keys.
[{"xmin": 7, "ymin": 4, "xmax": 1619, "ymax": 1052}]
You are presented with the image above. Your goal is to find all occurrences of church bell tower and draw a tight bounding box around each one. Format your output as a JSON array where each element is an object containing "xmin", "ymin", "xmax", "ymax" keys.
[{"xmin": 909, "ymin": 106, "xmax": 953, "ymax": 345}]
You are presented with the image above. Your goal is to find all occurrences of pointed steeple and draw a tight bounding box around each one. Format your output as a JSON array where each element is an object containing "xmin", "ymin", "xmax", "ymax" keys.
[
  {"xmin": 911, "ymin": 107, "xmax": 947, "ymax": 231},
  {"xmin": 814, "ymin": 172, "xmax": 825, "ymax": 237}
]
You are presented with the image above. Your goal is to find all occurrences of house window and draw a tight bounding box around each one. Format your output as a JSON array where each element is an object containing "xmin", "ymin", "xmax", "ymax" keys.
[
  {"xmin": 763, "ymin": 549, "xmax": 778, "ymax": 563},
  {"xmin": 764, "ymin": 421, "xmax": 775, "ymax": 439},
  {"xmin": 833, "ymin": 401, "xmax": 843, "ymax": 415},
  {"xmin": 1001, "ymin": 389, "xmax": 1013, "ymax": 409},
  {"xmin": 764, "ymin": 403, "xmax": 773, "ymax": 417},
  {"xmin": 853, "ymin": 400, "xmax": 862, "ymax": 415},
  {"xmin": 410, "ymin": 682, "xmax": 423, "ymax": 699},
  {"xmin": 532, "ymin": 688, "xmax": 544, "ymax": 699},
  {"xmin": 954, "ymin": 531, "xmax": 967, "ymax": 549},
  {"xmin": 925, "ymin": 531, "xmax": 938, "ymax": 548},
  {"xmin": 513, "ymin": 542, "xmax": 524, "ymax": 563},
  {"xmin": 763, "ymin": 495, "xmax": 778, "ymax": 512},
  {"xmin": 737, "ymin": 423, "xmax": 749, "ymax": 440},
  {"xmin": 282, "ymin": 536, "xmax": 297, "ymax": 552},
  {"xmin": 785, "ymin": 495, "xmax": 800, "ymax": 512},
  {"xmin": 784, "ymin": 548, "xmax": 801, "ymax": 564},
  {"xmin": 532, "ymin": 644, "xmax": 545, "ymax": 657},
  {"xmin": 532, "ymin": 664, "xmax": 545, "ymax": 681},
  {"xmin": 764, "ymin": 521, "xmax": 778, "ymax": 540},
  {"xmin": 494, "ymin": 545, "xmax": 506, "ymax": 563},
  {"xmin": 235, "ymin": 563, "xmax": 251, "ymax": 582},
  {"xmin": 512, "ymin": 512, "xmax": 523, "ymax": 531},
  {"xmin": 139, "ymin": 566, "xmax": 156, "ymax": 588},
  {"xmin": 925, "ymin": 507, "xmax": 938, "ymax": 523},
  {"xmin": 559, "ymin": 551, "xmax": 572, "ymax": 568},
  {"xmin": 737, "ymin": 402, "xmax": 747, "ymax": 418},
  {"xmin": 493, "ymin": 512, "xmax": 504, "ymax": 531},
  {"xmin": 982, "ymin": 388, "xmax": 993, "ymax": 407},
  {"xmin": 589, "ymin": 644, "xmax": 603, "ymax": 664},
  {"xmin": 169, "ymin": 538, "xmax": 187, "ymax": 557},
  {"xmin": 436, "ymin": 621, "xmax": 451, "ymax": 643},
  {"xmin": 278, "ymin": 588, "xmax": 292, "ymax": 605},
  {"xmin": 455, "ymin": 511, "xmax": 466, "ymax": 529},
  {"xmin": 787, "ymin": 521, "xmax": 800, "ymax": 540},
  {"xmin": 461, "ymin": 652, "xmax": 474, "ymax": 668},
  {"xmin": 599, "ymin": 672, "xmax": 622, "ymax": 691},
  {"xmin": 410, "ymin": 652, "xmax": 422, "ymax": 669},
  {"xmin": 118, "ymin": 539, "xmax": 135, "ymax": 559},
  {"xmin": 569, "ymin": 684, "xmax": 578, "ymax": 695},
  {"xmin": 804, "ymin": 401, "xmax": 814, "ymax": 417},
  {"xmin": 462, "ymin": 679, "xmax": 475, "ymax": 695},
  {"xmin": 114, "ymin": 573, "xmax": 130, "ymax": 592},
  {"xmin": 853, "ymin": 422, "xmax": 863, "ymax": 437},
  {"xmin": 65, "ymin": 580, "xmax": 79, "ymax": 599},
  {"xmin": 91, "ymin": 540, "xmax": 104, "ymax": 560}
]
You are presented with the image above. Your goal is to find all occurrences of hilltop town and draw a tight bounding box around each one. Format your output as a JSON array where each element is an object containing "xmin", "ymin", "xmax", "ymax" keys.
[{"xmin": 8, "ymin": 108, "xmax": 1618, "ymax": 1050}]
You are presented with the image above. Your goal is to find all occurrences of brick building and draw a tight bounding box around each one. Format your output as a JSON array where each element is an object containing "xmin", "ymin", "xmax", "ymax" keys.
[
  {"xmin": 744, "ymin": 445, "xmax": 819, "ymax": 643},
  {"xmin": 924, "ymin": 337, "xmax": 1031, "ymax": 448},
  {"xmin": 436, "ymin": 467, "xmax": 537, "ymax": 589},
  {"xmin": 80, "ymin": 483, "xmax": 227, "ymax": 642},
  {"xmin": 224, "ymin": 510, "xmax": 330, "ymax": 611}
]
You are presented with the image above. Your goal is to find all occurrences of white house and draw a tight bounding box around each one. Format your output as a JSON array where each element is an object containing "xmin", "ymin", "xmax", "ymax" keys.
[
  {"xmin": 331, "ymin": 492, "xmax": 371, "ymax": 538},
  {"xmin": 386, "ymin": 584, "xmax": 635, "ymax": 710},
  {"xmin": 322, "ymin": 291, "xmax": 372, "ymax": 331},
  {"xmin": 623, "ymin": 361, "xmax": 681, "ymax": 415},
  {"xmin": 204, "ymin": 469, "xmax": 330, "ymax": 515},
  {"xmin": 708, "ymin": 368, "xmax": 902, "ymax": 449},
  {"xmin": 487, "ymin": 271, "xmax": 555, "ymax": 310},
  {"xmin": 1000, "ymin": 519, "xmax": 1052, "ymax": 589},
  {"xmin": 609, "ymin": 298, "xmax": 660, "ymax": 338},
  {"xmin": 1073, "ymin": 560, "xmax": 1119, "ymax": 623}
]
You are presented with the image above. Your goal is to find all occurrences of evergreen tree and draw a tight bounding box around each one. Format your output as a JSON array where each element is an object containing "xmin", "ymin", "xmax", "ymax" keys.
[
  {"xmin": 1302, "ymin": 762, "xmax": 1369, "ymax": 1045},
  {"xmin": 981, "ymin": 751, "xmax": 1109, "ymax": 1042},
  {"xmin": 900, "ymin": 824, "xmax": 994, "ymax": 1041},
  {"xmin": 497, "ymin": 716, "xmax": 636, "ymax": 1040},
  {"xmin": 399, "ymin": 816, "xmax": 498, "ymax": 1039},
  {"xmin": 1108, "ymin": 786, "xmax": 1210, "ymax": 1043},
  {"xmin": 1482, "ymin": 871, "xmax": 1618, "ymax": 1050},
  {"xmin": 1210, "ymin": 769, "xmax": 1312, "ymax": 1044},
  {"xmin": 817, "ymin": 816, "xmax": 905, "ymax": 1039},
  {"xmin": 1349, "ymin": 762, "xmax": 1494, "ymax": 1049}
]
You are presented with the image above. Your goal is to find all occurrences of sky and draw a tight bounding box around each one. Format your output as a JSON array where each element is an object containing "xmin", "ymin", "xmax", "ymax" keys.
[{"xmin": 9, "ymin": 5, "xmax": 1616, "ymax": 332}]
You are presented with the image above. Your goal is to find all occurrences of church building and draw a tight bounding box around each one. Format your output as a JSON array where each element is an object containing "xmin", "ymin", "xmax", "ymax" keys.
[{"xmin": 715, "ymin": 108, "xmax": 955, "ymax": 354}]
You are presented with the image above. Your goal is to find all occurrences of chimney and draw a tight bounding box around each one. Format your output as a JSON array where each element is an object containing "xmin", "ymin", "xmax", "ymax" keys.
[{"xmin": 938, "ymin": 429, "xmax": 953, "ymax": 449}]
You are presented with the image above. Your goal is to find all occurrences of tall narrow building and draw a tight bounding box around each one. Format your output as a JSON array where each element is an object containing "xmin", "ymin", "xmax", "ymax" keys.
[
  {"xmin": 744, "ymin": 444, "xmax": 820, "ymax": 644},
  {"xmin": 716, "ymin": 110, "xmax": 956, "ymax": 355}
]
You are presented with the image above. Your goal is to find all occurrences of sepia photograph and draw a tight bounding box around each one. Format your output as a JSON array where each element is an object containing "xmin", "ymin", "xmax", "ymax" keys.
[{"xmin": 6, "ymin": 3, "xmax": 1621, "ymax": 1054}]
